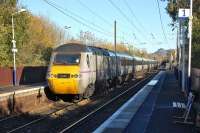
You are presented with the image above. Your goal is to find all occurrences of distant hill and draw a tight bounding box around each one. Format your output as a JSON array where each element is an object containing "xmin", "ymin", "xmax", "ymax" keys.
[
  {"xmin": 153, "ymin": 48, "xmax": 168, "ymax": 56},
  {"xmin": 152, "ymin": 48, "xmax": 176, "ymax": 62}
]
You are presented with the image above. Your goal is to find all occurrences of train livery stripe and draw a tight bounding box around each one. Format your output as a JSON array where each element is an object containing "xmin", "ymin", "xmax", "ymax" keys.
[{"xmin": 80, "ymin": 70, "xmax": 96, "ymax": 73}]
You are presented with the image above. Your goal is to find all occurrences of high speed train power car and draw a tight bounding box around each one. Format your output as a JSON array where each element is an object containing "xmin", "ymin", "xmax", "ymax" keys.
[{"xmin": 46, "ymin": 43, "xmax": 157, "ymax": 99}]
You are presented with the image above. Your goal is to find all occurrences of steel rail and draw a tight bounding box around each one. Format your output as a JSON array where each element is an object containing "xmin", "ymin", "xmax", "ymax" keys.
[
  {"xmin": 7, "ymin": 100, "xmax": 83, "ymax": 133},
  {"xmin": 0, "ymin": 101, "xmax": 61, "ymax": 123},
  {"xmin": 59, "ymin": 73, "xmax": 155, "ymax": 133}
]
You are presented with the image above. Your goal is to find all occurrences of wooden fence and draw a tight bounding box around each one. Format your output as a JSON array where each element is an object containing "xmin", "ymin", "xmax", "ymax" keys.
[{"xmin": 0, "ymin": 66, "xmax": 47, "ymax": 86}]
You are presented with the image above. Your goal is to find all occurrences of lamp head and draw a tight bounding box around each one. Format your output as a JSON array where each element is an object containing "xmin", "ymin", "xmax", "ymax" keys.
[
  {"xmin": 17, "ymin": 9, "xmax": 26, "ymax": 13},
  {"xmin": 64, "ymin": 26, "xmax": 71, "ymax": 29}
]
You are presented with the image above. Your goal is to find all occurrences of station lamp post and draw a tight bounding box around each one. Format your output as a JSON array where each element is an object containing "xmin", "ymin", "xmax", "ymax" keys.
[{"xmin": 11, "ymin": 9, "xmax": 26, "ymax": 86}]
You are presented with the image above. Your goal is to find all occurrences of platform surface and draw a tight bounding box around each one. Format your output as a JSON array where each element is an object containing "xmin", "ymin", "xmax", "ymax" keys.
[
  {"xmin": 126, "ymin": 71, "xmax": 195, "ymax": 133},
  {"xmin": 0, "ymin": 82, "xmax": 46, "ymax": 95},
  {"xmin": 94, "ymin": 71, "xmax": 195, "ymax": 133}
]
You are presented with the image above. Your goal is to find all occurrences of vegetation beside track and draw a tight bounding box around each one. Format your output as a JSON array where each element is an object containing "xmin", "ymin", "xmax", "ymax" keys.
[
  {"xmin": 162, "ymin": 0, "xmax": 200, "ymax": 68},
  {"xmin": 0, "ymin": 1, "xmax": 166, "ymax": 67}
]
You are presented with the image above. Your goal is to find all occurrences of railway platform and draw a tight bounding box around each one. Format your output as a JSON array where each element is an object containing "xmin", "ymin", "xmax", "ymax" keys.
[
  {"xmin": 0, "ymin": 83, "xmax": 49, "ymax": 116},
  {"xmin": 0, "ymin": 82, "xmax": 46, "ymax": 95},
  {"xmin": 94, "ymin": 71, "xmax": 195, "ymax": 133}
]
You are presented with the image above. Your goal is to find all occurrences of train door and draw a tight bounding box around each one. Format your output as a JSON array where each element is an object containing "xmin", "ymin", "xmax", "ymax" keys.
[
  {"xmin": 95, "ymin": 53, "xmax": 99, "ymax": 82},
  {"xmin": 90, "ymin": 53, "xmax": 96, "ymax": 84},
  {"xmin": 86, "ymin": 54, "xmax": 92, "ymax": 83},
  {"xmin": 132, "ymin": 59, "xmax": 135, "ymax": 78},
  {"xmin": 142, "ymin": 59, "xmax": 144, "ymax": 71},
  {"xmin": 106, "ymin": 56, "xmax": 111, "ymax": 80},
  {"xmin": 103, "ymin": 55, "xmax": 107, "ymax": 80}
]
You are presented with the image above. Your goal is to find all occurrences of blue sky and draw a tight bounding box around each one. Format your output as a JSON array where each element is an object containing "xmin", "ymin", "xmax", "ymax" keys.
[{"xmin": 18, "ymin": 0, "xmax": 176, "ymax": 53}]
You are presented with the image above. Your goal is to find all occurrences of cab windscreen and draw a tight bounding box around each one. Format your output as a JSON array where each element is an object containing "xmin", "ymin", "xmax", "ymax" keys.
[{"xmin": 53, "ymin": 54, "xmax": 80, "ymax": 65}]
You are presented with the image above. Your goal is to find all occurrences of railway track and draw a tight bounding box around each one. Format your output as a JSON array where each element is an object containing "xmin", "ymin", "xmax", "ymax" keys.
[
  {"xmin": 0, "ymin": 100, "xmax": 88, "ymax": 133},
  {"xmin": 59, "ymin": 72, "xmax": 156, "ymax": 133},
  {"xmin": 1, "ymin": 72, "xmax": 157, "ymax": 133},
  {"xmin": 0, "ymin": 102, "xmax": 56, "ymax": 123}
]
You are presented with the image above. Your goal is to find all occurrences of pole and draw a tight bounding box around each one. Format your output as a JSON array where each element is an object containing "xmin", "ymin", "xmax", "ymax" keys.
[
  {"xmin": 12, "ymin": 14, "xmax": 17, "ymax": 86},
  {"xmin": 114, "ymin": 21, "xmax": 117, "ymax": 78},
  {"xmin": 11, "ymin": 9, "xmax": 26, "ymax": 86},
  {"xmin": 178, "ymin": 20, "xmax": 183, "ymax": 88},
  {"xmin": 12, "ymin": 15, "xmax": 15, "ymax": 40},
  {"xmin": 176, "ymin": 22, "xmax": 180, "ymax": 81},
  {"xmin": 188, "ymin": 0, "xmax": 193, "ymax": 90},
  {"xmin": 182, "ymin": 24, "xmax": 185, "ymax": 92}
]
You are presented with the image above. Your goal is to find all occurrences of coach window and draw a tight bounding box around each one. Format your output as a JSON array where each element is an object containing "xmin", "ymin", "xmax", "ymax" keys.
[{"xmin": 87, "ymin": 55, "xmax": 90, "ymax": 68}]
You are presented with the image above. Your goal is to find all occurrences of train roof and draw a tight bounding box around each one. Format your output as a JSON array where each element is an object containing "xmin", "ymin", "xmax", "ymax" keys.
[
  {"xmin": 88, "ymin": 46, "xmax": 110, "ymax": 56},
  {"xmin": 54, "ymin": 43, "xmax": 157, "ymax": 62},
  {"xmin": 117, "ymin": 53, "xmax": 133, "ymax": 59},
  {"xmin": 133, "ymin": 56, "xmax": 143, "ymax": 61},
  {"xmin": 54, "ymin": 43, "xmax": 91, "ymax": 53}
]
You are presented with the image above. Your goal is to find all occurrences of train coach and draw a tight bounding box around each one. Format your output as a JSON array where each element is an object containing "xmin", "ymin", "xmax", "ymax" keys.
[{"xmin": 46, "ymin": 43, "xmax": 157, "ymax": 99}]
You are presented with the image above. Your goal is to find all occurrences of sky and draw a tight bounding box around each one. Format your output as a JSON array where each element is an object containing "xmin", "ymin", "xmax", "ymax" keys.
[{"xmin": 18, "ymin": 0, "xmax": 177, "ymax": 53}]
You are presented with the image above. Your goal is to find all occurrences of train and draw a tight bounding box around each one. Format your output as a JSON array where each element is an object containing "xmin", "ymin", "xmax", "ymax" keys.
[{"xmin": 46, "ymin": 43, "xmax": 158, "ymax": 99}]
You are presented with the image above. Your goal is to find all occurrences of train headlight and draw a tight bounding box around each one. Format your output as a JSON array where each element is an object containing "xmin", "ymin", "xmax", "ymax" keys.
[
  {"xmin": 71, "ymin": 74, "xmax": 80, "ymax": 78},
  {"xmin": 47, "ymin": 73, "xmax": 56, "ymax": 78}
]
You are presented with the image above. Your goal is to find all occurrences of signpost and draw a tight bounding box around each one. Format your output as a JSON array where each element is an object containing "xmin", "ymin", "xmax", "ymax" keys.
[
  {"xmin": 174, "ymin": 2, "xmax": 194, "ymax": 124},
  {"xmin": 188, "ymin": 0, "xmax": 193, "ymax": 91},
  {"xmin": 178, "ymin": 9, "xmax": 189, "ymax": 92},
  {"xmin": 178, "ymin": 9, "xmax": 190, "ymax": 18},
  {"xmin": 178, "ymin": 0, "xmax": 193, "ymax": 92}
]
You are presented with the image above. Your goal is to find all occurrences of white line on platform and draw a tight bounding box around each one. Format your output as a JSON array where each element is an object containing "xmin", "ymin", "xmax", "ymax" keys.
[
  {"xmin": 172, "ymin": 102, "xmax": 186, "ymax": 109},
  {"xmin": 93, "ymin": 71, "xmax": 164, "ymax": 133},
  {"xmin": 181, "ymin": 103, "xmax": 186, "ymax": 109},
  {"xmin": 177, "ymin": 102, "xmax": 181, "ymax": 108},
  {"xmin": 173, "ymin": 102, "xmax": 177, "ymax": 108},
  {"xmin": 147, "ymin": 80, "xmax": 158, "ymax": 86}
]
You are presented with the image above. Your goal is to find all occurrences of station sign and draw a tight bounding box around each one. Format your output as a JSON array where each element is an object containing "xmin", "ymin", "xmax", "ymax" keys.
[{"xmin": 178, "ymin": 9, "xmax": 190, "ymax": 18}]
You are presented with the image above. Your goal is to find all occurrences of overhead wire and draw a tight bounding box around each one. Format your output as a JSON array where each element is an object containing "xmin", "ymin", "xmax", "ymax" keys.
[
  {"xmin": 52, "ymin": 0, "xmax": 113, "ymax": 36},
  {"xmin": 123, "ymin": 0, "xmax": 146, "ymax": 33},
  {"xmin": 43, "ymin": 0, "xmax": 113, "ymax": 38},
  {"xmin": 46, "ymin": 0, "xmax": 141, "ymax": 46},
  {"xmin": 107, "ymin": 0, "xmax": 149, "ymax": 42},
  {"xmin": 107, "ymin": 0, "xmax": 156, "ymax": 48},
  {"xmin": 123, "ymin": 0, "xmax": 158, "ymax": 42},
  {"xmin": 76, "ymin": 0, "xmax": 135, "ymax": 44},
  {"xmin": 44, "ymin": 0, "xmax": 162, "ymax": 49},
  {"xmin": 76, "ymin": 0, "xmax": 113, "ymax": 27},
  {"xmin": 155, "ymin": 0, "xmax": 168, "ymax": 43},
  {"xmin": 44, "ymin": 0, "xmax": 130, "ymax": 44}
]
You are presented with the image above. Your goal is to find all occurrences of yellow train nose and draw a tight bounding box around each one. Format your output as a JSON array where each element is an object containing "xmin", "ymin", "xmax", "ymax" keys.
[
  {"xmin": 48, "ymin": 78, "xmax": 78, "ymax": 94},
  {"xmin": 47, "ymin": 66, "xmax": 80, "ymax": 94}
]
